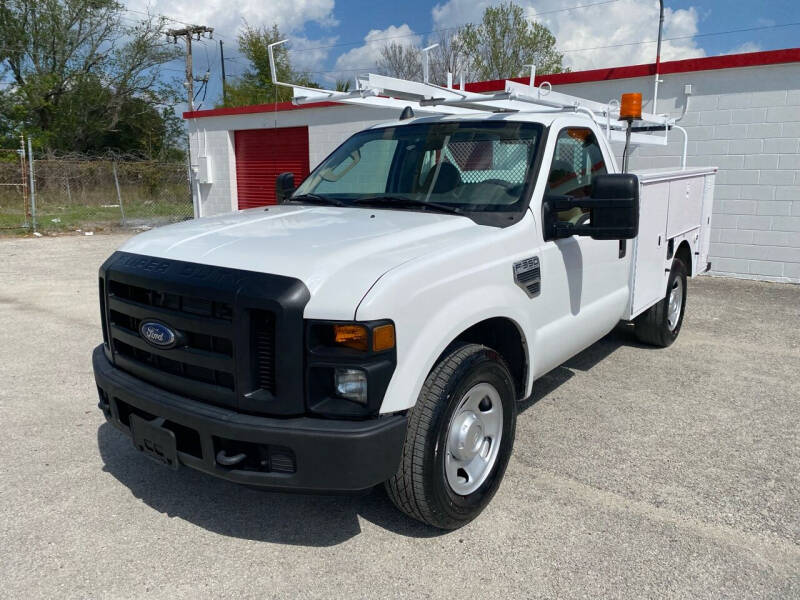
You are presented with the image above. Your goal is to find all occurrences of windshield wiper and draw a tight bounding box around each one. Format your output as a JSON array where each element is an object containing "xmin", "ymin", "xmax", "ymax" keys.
[
  {"xmin": 353, "ymin": 195, "xmax": 463, "ymax": 216},
  {"xmin": 286, "ymin": 193, "xmax": 348, "ymax": 207}
]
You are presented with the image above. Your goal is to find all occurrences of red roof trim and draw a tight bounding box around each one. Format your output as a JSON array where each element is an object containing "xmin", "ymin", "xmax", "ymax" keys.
[
  {"xmin": 465, "ymin": 48, "xmax": 800, "ymax": 93},
  {"xmin": 184, "ymin": 100, "xmax": 343, "ymax": 119},
  {"xmin": 184, "ymin": 48, "xmax": 800, "ymax": 119}
]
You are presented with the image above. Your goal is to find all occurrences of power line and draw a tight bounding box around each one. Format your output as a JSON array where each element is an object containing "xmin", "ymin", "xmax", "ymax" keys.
[
  {"xmin": 121, "ymin": 7, "xmax": 234, "ymax": 41},
  {"xmin": 288, "ymin": 20, "xmax": 800, "ymax": 73},
  {"xmin": 3, "ymin": 15, "xmax": 798, "ymax": 83},
  {"xmin": 558, "ymin": 20, "xmax": 800, "ymax": 53},
  {"xmin": 285, "ymin": 0, "xmax": 624, "ymax": 55}
]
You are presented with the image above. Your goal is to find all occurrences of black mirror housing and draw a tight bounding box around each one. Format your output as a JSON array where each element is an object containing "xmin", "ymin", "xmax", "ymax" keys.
[
  {"xmin": 543, "ymin": 174, "xmax": 639, "ymax": 241},
  {"xmin": 275, "ymin": 172, "xmax": 296, "ymax": 204},
  {"xmin": 587, "ymin": 174, "xmax": 639, "ymax": 240}
]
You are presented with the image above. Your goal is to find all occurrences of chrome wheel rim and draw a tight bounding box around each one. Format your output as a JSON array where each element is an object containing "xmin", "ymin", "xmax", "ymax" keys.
[
  {"xmin": 667, "ymin": 277, "xmax": 683, "ymax": 331},
  {"xmin": 444, "ymin": 382, "xmax": 503, "ymax": 496}
]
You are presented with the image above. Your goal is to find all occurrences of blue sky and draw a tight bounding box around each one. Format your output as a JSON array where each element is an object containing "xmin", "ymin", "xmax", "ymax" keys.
[{"xmin": 124, "ymin": 0, "xmax": 800, "ymax": 109}]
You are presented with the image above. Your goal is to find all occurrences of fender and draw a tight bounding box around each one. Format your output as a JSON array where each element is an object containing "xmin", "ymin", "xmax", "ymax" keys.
[
  {"xmin": 354, "ymin": 211, "xmax": 541, "ymax": 414},
  {"xmin": 367, "ymin": 284, "xmax": 533, "ymax": 414}
]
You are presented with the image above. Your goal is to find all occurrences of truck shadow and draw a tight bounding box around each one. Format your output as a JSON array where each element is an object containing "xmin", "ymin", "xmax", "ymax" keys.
[
  {"xmin": 517, "ymin": 321, "xmax": 651, "ymax": 414},
  {"xmin": 96, "ymin": 423, "xmax": 445, "ymax": 546},
  {"xmin": 96, "ymin": 322, "xmax": 650, "ymax": 546}
]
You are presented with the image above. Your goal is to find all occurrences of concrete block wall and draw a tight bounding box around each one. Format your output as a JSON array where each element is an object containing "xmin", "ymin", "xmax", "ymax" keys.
[{"xmin": 558, "ymin": 62, "xmax": 800, "ymax": 283}]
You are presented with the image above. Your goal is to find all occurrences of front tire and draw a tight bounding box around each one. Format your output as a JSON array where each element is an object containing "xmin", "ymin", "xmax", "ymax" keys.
[
  {"xmin": 385, "ymin": 343, "xmax": 517, "ymax": 530},
  {"xmin": 634, "ymin": 257, "xmax": 688, "ymax": 347}
]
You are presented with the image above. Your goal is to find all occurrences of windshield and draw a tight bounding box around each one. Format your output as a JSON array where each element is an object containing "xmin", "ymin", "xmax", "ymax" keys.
[{"xmin": 292, "ymin": 121, "xmax": 543, "ymax": 219}]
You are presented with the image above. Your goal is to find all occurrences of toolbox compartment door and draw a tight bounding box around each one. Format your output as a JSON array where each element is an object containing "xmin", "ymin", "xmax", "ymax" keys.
[
  {"xmin": 697, "ymin": 173, "xmax": 716, "ymax": 274},
  {"xmin": 630, "ymin": 180, "xmax": 670, "ymax": 317},
  {"xmin": 627, "ymin": 167, "xmax": 717, "ymax": 319}
]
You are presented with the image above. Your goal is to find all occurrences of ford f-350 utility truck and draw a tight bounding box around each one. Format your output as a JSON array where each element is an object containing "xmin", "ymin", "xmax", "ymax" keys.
[{"xmin": 93, "ymin": 72, "xmax": 715, "ymax": 529}]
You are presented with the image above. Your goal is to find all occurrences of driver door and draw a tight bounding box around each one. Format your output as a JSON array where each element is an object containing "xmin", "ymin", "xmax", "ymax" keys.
[{"xmin": 533, "ymin": 123, "xmax": 631, "ymax": 375}]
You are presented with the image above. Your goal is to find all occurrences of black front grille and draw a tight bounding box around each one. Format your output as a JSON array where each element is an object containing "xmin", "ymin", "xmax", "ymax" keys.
[
  {"xmin": 113, "ymin": 339, "xmax": 235, "ymax": 390},
  {"xmin": 105, "ymin": 279, "xmax": 242, "ymax": 408},
  {"xmin": 99, "ymin": 252, "xmax": 310, "ymax": 416},
  {"xmin": 109, "ymin": 280, "xmax": 234, "ymax": 321},
  {"xmin": 252, "ymin": 310, "xmax": 276, "ymax": 394}
]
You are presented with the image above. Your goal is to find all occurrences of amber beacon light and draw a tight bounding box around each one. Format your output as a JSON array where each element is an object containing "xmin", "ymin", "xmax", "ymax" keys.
[{"xmin": 620, "ymin": 93, "xmax": 643, "ymax": 121}]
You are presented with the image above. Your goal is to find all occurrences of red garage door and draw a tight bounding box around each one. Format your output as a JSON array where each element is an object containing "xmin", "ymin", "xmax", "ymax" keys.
[{"xmin": 234, "ymin": 126, "xmax": 310, "ymax": 209}]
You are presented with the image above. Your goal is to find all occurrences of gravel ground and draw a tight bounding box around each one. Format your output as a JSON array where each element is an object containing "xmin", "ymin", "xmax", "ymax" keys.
[{"xmin": 1, "ymin": 233, "xmax": 798, "ymax": 599}]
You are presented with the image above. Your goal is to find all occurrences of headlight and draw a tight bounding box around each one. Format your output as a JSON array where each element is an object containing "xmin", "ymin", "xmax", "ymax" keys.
[
  {"xmin": 334, "ymin": 368, "xmax": 368, "ymax": 404},
  {"xmin": 305, "ymin": 320, "xmax": 397, "ymax": 417}
]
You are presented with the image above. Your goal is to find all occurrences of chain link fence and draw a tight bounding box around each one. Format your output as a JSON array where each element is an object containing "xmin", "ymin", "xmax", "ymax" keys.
[
  {"xmin": 0, "ymin": 145, "xmax": 30, "ymax": 231},
  {"xmin": 0, "ymin": 149, "xmax": 194, "ymax": 234}
]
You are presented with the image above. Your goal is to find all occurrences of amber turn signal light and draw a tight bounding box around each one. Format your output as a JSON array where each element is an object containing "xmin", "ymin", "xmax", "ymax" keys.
[
  {"xmin": 620, "ymin": 92, "xmax": 642, "ymax": 120},
  {"xmin": 333, "ymin": 324, "xmax": 369, "ymax": 351},
  {"xmin": 372, "ymin": 324, "xmax": 396, "ymax": 352}
]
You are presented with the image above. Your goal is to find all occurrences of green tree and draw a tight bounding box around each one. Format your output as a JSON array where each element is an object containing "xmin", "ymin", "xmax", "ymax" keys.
[
  {"xmin": 461, "ymin": 2, "xmax": 565, "ymax": 81},
  {"xmin": 0, "ymin": 0, "xmax": 183, "ymax": 158},
  {"xmin": 222, "ymin": 24, "xmax": 318, "ymax": 107}
]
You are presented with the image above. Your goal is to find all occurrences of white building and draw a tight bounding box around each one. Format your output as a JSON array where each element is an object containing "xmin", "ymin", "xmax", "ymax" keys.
[{"xmin": 185, "ymin": 49, "xmax": 800, "ymax": 283}]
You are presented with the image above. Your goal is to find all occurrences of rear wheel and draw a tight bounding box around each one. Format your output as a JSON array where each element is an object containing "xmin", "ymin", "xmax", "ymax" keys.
[
  {"xmin": 634, "ymin": 257, "xmax": 688, "ymax": 347},
  {"xmin": 385, "ymin": 343, "xmax": 517, "ymax": 529}
]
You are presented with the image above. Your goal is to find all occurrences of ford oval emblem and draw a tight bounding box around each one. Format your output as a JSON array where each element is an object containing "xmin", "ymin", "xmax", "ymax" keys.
[{"xmin": 139, "ymin": 321, "xmax": 178, "ymax": 349}]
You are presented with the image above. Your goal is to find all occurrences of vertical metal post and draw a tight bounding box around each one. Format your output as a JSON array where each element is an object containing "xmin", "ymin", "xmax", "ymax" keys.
[
  {"xmin": 27, "ymin": 137, "xmax": 36, "ymax": 232},
  {"xmin": 65, "ymin": 175, "xmax": 72, "ymax": 203},
  {"xmin": 220, "ymin": 40, "xmax": 227, "ymax": 104},
  {"xmin": 653, "ymin": 0, "xmax": 664, "ymax": 114},
  {"xmin": 422, "ymin": 44, "xmax": 438, "ymax": 84},
  {"xmin": 112, "ymin": 161, "xmax": 126, "ymax": 226},
  {"xmin": 622, "ymin": 122, "xmax": 632, "ymax": 173},
  {"xmin": 525, "ymin": 64, "xmax": 536, "ymax": 88},
  {"xmin": 19, "ymin": 134, "xmax": 29, "ymax": 228}
]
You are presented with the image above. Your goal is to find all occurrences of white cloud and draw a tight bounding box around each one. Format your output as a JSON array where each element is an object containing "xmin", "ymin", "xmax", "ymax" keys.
[
  {"xmin": 288, "ymin": 36, "xmax": 340, "ymax": 75},
  {"xmin": 724, "ymin": 41, "xmax": 763, "ymax": 55},
  {"xmin": 429, "ymin": 0, "xmax": 705, "ymax": 72},
  {"xmin": 333, "ymin": 24, "xmax": 420, "ymax": 80},
  {"xmin": 431, "ymin": 0, "xmax": 492, "ymax": 29},
  {"xmin": 123, "ymin": 0, "xmax": 338, "ymax": 39}
]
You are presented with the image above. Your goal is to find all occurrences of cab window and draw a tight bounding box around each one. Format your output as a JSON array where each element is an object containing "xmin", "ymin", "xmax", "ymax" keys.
[{"xmin": 546, "ymin": 127, "xmax": 607, "ymax": 223}]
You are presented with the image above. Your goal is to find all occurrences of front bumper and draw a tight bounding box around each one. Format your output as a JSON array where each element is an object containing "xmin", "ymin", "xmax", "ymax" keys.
[{"xmin": 93, "ymin": 345, "xmax": 407, "ymax": 493}]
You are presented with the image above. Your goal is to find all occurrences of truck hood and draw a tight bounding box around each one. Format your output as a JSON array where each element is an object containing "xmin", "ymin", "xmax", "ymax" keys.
[{"xmin": 119, "ymin": 205, "xmax": 485, "ymax": 319}]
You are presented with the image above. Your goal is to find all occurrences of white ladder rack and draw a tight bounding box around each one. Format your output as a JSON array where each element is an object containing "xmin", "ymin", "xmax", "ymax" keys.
[{"xmin": 268, "ymin": 40, "xmax": 687, "ymax": 160}]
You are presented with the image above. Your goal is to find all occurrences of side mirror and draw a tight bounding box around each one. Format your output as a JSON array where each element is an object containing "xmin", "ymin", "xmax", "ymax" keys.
[
  {"xmin": 543, "ymin": 174, "xmax": 639, "ymax": 241},
  {"xmin": 275, "ymin": 172, "xmax": 295, "ymax": 204}
]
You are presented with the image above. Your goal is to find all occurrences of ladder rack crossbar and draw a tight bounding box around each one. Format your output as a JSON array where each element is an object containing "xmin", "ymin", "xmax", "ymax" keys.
[{"xmin": 266, "ymin": 39, "xmax": 677, "ymax": 150}]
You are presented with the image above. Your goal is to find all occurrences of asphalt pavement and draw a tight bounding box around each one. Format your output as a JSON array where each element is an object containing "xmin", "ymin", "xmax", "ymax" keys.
[{"xmin": 1, "ymin": 233, "xmax": 798, "ymax": 599}]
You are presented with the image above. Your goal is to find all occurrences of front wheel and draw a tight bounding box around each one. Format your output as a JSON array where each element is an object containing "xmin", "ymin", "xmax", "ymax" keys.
[
  {"xmin": 385, "ymin": 343, "xmax": 517, "ymax": 529},
  {"xmin": 634, "ymin": 257, "xmax": 688, "ymax": 347}
]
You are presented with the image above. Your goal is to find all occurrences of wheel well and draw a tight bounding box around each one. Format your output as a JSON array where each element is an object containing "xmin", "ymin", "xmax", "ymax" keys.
[
  {"xmin": 449, "ymin": 317, "xmax": 527, "ymax": 399},
  {"xmin": 675, "ymin": 240, "xmax": 692, "ymax": 276}
]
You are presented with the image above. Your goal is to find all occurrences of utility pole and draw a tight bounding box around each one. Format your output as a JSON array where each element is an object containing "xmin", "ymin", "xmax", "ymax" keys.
[
  {"xmin": 166, "ymin": 26, "xmax": 214, "ymax": 110},
  {"xmin": 653, "ymin": 0, "xmax": 665, "ymax": 114},
  {"xmin": 219, "ymin": 40, "xmax": 227, "ymax": 104}
]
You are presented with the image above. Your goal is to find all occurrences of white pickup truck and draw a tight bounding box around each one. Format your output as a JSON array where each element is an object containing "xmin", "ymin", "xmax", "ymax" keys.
[{"xmin": 93, "ymin": 83, "xmax": 716, "ymax": 529}]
